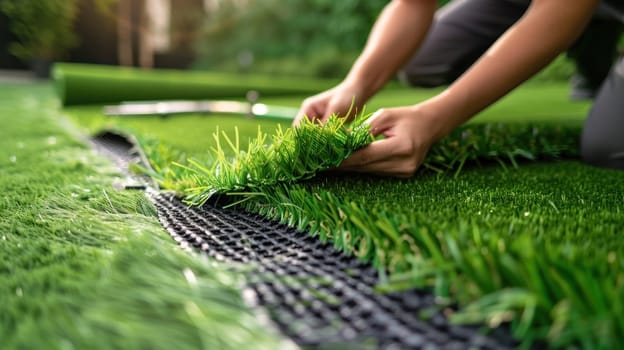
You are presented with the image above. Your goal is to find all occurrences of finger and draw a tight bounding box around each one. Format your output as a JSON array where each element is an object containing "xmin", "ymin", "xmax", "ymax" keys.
[
  {"xmin": 321, "ymin": 99, "xmax": 358, "ymax": 123},
  {"xmin": 293, "ymin": 111, "xmax": 306, "ymax": 126},
  {"xmin": 363, "ymin": 108, "xmax": 385, "ymax": 126},
  {"xmin": 340, "ymin": 159, "xmax": 418, "ymax": 178},
  {"xmin": 293, "ymin": 106, "xmax": 310, "ymax": 126},
  {"xmin": 321, "ymin": 103, "xmax": 344, "ymax": 123},
  {"xmin": 339, "ymin": 138, "xmax": 401, "ymax": 168},
  {"xmin": 294, "ymin": 104, "xmax": 322, "ymax": 126},
  {"xmin": 364, "ymin": 109, "xmax": 400, "ymax": 137}
]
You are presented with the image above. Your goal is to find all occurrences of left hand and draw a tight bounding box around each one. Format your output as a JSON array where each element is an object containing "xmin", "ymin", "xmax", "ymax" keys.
[{"xmin": 339, "ymin": 105, "xmax": 444, "ymax": 177}]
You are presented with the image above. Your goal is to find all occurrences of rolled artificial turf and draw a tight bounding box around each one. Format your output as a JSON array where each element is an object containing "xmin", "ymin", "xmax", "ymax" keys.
[{"xmin": 53, "ymin": 63, "xmax": 335, "ymax": 106}]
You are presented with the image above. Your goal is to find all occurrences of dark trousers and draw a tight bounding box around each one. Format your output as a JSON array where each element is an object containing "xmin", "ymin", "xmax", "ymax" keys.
[
  {"xmin": 581, "ymin": 58, "xmax": 624, "ymax": 169},
  {"xmin": 399, "ymin": 0, "xmax": 624, "ymax": 170}
]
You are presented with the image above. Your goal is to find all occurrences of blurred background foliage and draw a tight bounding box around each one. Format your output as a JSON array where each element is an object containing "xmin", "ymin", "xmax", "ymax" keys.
[
  {"xmin": 0, "ymin": 0, "xmax": 80, "ymax": 61},
  {"xmin": 0, "ymin": 0, "xmax": 620, "ymax": 81},
  {"xmin": 193, "ymin": 0, "xmax": 467, "ymax": 78},
  {"xmin": 193, "ymin": 0, "xmax": 389, "ymax": 78},
  {"xmin": 190, "ymin": 0, "xmax": 592, "ymax": 81}
]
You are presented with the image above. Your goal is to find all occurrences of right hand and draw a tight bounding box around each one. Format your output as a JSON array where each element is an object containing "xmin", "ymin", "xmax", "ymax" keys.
[
  {"xmin": 338, "ymin": 105, "xmax": 444, "ymax": 177},
  {"xmin": 293, "ymin": 83, "xmax": 367, "ymax": 126}
]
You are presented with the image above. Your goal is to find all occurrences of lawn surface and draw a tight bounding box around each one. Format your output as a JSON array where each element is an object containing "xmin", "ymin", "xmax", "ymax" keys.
[
  {"xmin": 5, "ymin": 74, "xmax": 622, "ymax": 349},
  {"xmin": 0, "ymin": 83, "xmax": 286, "ymax": 349},
  {"xmin": 65, "ymin": 81, "xmax": 623, "ymax": 348}
]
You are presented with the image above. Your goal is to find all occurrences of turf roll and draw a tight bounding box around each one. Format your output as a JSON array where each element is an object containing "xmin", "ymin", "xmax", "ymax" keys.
[{"xmin": 52, "ymin": 63, "xmax": 335, "ymax": 106}]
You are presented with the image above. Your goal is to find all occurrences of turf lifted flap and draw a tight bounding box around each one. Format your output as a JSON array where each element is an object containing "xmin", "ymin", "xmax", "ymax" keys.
[{"xmin": 177, "ymin": 114, "xmax": 374, "ymax": 206}]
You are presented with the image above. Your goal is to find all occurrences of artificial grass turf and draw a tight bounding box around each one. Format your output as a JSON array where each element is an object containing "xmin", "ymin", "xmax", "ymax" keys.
[
  {"xmin": 235, "ymin": 162, "xmax": 623, "ymax": 347},
  {"xmin": 0, "ymin": 83, "xmax": 286, "ymax": 349},
  {"xmin": 63, "ymin": 80, "xmax": 624, "ymax": 348}
]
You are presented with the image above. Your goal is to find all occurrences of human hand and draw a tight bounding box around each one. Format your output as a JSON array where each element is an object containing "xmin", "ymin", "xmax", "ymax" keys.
[
  {"xmin": 339, "ymin": 105, "xmax": 444, "ymax": 177},
  {"xmin": 293, "ymin": 83, "xmax": 366, "ymax": 126}
]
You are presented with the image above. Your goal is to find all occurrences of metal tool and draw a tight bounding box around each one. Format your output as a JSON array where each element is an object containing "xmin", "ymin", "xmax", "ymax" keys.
[{"xmin": 103, "ymin": 91, "xmax": 299, "ymax": 121}]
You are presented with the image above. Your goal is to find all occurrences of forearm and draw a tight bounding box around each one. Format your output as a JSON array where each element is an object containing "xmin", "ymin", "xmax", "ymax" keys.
[
  {"xmin": 422, "ymin": 0, "xmax": 598, "ymax": 139},
  {"xmin": 344, "ymin": 0, "xmax": 436, "ymax": 100}
]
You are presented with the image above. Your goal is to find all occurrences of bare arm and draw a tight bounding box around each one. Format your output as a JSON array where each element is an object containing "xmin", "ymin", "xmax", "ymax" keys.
[
  {"xmin": 342, "ymin": 0, "xmax": 599, "ymax": 176},
  {"xmin": 420, "ymin": 0, "xmax": 599, "ymax": 139},
  {"xmin": 294, "ymin": 0, "xmax": 436, "ymax": 123},
  {"xmin": 345, "ymin": 0, "xmax": 437, "ymax": 100}
]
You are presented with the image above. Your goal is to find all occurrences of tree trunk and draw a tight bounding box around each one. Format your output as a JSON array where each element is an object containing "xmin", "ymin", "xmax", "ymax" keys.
[{"xmin": 117, "ymin": 0, "xmax": 133, "ymax": 66}]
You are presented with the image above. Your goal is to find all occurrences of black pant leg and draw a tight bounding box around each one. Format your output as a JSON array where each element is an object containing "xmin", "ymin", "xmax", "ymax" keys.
[
  {"xmin": 581, "ymin": 57, "xmax": 624, "ymax": 170},
  {"xmin": 399, "ymin": 0, "xmax": 528, "ymax": 87},
  {"xmin": 567, "ymin": 16, "xmax": 623, "ymax": 92}
]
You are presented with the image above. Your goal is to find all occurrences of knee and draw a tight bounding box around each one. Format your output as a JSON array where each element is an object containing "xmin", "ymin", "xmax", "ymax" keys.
[
  {"xmin": 580, "ymin": 59, "xmax": 624, "ymax": 170},
  {"xmin": 581, "ymin": 127, "xmax": 624, "ymax": 170},
  {"xmin": 397, "ymin": 65, "xmax": 456, "ymax": 88}
]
